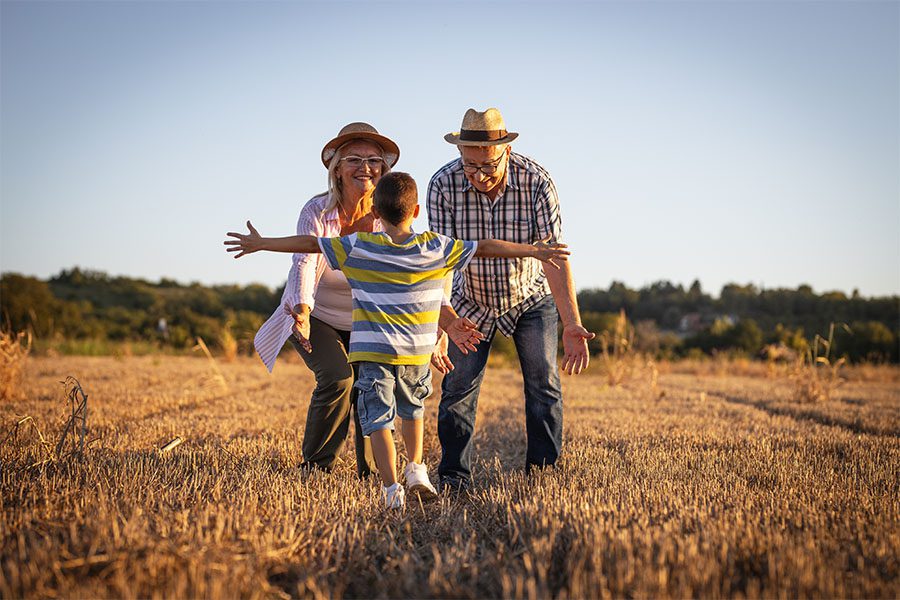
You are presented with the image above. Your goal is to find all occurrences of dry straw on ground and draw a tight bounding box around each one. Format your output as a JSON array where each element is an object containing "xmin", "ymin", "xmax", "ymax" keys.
[
  {"xmin": 1, "ymin": 355, "xmax": 898, "ymax": 598},
  {"xmin": 0, "ymin": 329, "xmax": 31, "ymax": 401}
]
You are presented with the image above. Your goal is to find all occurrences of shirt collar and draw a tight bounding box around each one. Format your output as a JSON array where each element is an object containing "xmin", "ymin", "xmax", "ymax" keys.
[
  {"xmin": 377, "ymin": 229, "xmax": 417, "ymax": 246},
  {"xmin": 322, "ymin": 194, "xmax": 340, "ymax": 223},
  {"xmin": 505, "ymin": 156, "xmax": 519, "ymax": 190}
]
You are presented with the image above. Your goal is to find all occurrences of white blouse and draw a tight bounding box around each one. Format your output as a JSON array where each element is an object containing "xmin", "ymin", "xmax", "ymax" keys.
[
  {"xmin": 311, "ymin": 263, "xmax": 353, "ymax": 331},
  {"xmin": 253, "ymin": 193, "xmax": 381, "ymax": 371}
]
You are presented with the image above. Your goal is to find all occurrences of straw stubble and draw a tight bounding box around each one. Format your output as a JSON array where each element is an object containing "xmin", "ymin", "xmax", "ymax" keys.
[{"xmin": 1, "ymin": 355, "xmax": 897, "ymax": 598}]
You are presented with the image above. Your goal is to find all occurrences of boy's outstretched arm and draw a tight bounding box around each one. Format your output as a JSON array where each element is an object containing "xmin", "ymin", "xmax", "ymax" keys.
[
  {"xmin": 475, "ymin": 239, "xmax": 570, "ymax": 269},
  {"xmin": 225, "ymin": 221, "xmax": 321, "ymax": 258}
]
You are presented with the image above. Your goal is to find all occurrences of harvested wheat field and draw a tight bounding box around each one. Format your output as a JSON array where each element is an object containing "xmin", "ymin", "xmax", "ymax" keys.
[{"xmin": 2, "ymin": 355, "xmax": 898, "ymax": 599}]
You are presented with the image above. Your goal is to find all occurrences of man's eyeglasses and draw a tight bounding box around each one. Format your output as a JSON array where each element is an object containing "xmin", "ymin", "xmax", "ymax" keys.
[
  {"xmin": 461, "ymin": 153, "xmax": 506, "ymax": 175},
  {"xmin": 341, "ymin": 156, "xmax": 385, "ymax": 169}
]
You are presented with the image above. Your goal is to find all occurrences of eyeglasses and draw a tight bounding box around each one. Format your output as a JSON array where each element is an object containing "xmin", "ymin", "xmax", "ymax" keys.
[
  {"xmin": 341, "ymin": 156, "xmax": 385, "ymax": 169},
  {"xmin": 461, "ymin": 153, "xmax": 506, "ymax": 175}
]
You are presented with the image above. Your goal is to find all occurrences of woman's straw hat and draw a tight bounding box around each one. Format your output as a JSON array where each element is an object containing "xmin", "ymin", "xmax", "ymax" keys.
[
  {"xmin": 444, "ymin": 108, "xmax": 519, "ymax": 146},
  {"xmin": 321, "ymin": 122, "xmax": 400, "ymax": 168}
]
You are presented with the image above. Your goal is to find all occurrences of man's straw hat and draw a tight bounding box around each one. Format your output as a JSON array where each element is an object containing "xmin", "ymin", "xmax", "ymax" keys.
[
  {"xmin": 321, "ymin": 122, "xmax": 400, "ymax": 168},
  {"xmin": 444, "ymin": 107, "xmax": 519, "ymax": 146}
]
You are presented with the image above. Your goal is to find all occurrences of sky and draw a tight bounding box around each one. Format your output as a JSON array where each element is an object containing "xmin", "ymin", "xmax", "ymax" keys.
[{"xmin": 1, "ymin": 0, "xmax": 898, "ymax": 298}]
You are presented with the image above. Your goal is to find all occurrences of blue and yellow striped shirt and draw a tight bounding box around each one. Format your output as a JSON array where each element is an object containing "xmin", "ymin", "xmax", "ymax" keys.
[{"xmin": 318, "ymin": 231, "xmax": 478, "ymax": 365}]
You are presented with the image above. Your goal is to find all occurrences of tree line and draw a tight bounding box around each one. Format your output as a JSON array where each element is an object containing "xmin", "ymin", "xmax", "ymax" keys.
[
  {"xmin": 577, "ymin": 280, "xmax": 898, "ymax": 362},
  {"xmin": 0, "ymin": 269, "xmax": 274, "ymax": 356},
  {"xmin": 1, "ymin": 269, "xmax": 897, "ymax": 362}
]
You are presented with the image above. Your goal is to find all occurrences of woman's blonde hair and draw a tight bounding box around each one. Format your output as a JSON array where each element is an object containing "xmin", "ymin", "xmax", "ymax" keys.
[{"xmin": 321, "ymin": 141, "xmax": 391, "ymax": 217}]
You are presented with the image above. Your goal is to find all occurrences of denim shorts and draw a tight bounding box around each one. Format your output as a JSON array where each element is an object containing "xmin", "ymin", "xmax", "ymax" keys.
[{"xmin": 354, "ymin": 362, "xmax": 433, "ymax": 436}]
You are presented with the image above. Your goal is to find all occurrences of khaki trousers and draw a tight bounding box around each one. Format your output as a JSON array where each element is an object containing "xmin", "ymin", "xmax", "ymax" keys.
[{"xmin": 290, "ymin": 317, "xmax": 376, "ymax": 477}]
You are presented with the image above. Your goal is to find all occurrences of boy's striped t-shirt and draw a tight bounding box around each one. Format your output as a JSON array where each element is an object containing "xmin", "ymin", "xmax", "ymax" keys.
[{"xmin": 317, "ymin": 231, "xmax": 478, "ymax": 365}]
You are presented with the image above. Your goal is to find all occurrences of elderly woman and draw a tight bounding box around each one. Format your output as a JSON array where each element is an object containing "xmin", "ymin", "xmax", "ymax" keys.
[{"xmin": 253, "ymin": 122, "xmax": 399, "ymax": 476}]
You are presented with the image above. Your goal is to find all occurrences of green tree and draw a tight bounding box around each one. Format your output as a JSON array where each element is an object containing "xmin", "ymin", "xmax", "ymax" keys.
[
  {"xmin": 835, "ymin": 321, "xmax": 897, "ymax": 362},
  {"xmin": 0, "ymin": 274, "xmax": 60, "ymax": 336},
  {"xmin": 728, "ymin": 319, "xmax": 763, "ymax": 354}
]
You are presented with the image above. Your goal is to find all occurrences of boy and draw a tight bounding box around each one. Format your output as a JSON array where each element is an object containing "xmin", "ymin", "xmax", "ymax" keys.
[{"xmin": 225, "ymin": 172, "xmax": 569, "ymax": 509}]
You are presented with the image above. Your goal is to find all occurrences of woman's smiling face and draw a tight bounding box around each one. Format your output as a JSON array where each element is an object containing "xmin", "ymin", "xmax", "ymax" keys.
[{"xmin": 338, "ymin": 140, "xmax": 385, "ymax": 196}]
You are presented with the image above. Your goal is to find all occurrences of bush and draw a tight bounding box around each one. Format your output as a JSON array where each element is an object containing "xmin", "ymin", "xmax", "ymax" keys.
[
  {"xmin": 0, "ymin": 274, "xmax": 59, "ymax": 337},
  {"xmin": 835, "ymin": 321, "xmax": 897, "ymax": 362},
  {"xmin": 685, "ymin": 318, "xmax": 763, "ymax": 357}
]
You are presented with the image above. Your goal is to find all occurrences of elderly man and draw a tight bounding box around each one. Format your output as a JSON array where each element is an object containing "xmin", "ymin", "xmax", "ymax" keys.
[{"xmin": 428, "ymin": 107, "xmax": 595, "ymax": 490}]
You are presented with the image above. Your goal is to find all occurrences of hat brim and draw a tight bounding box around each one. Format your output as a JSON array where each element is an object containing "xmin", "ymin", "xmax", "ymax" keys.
[
  {"xmin": 444, "ymin": 132, "xmax": 518, "ymax": 146},
  {"xmin": 321, "ymin": 131, "xmax": 400, "ymax": 168}
]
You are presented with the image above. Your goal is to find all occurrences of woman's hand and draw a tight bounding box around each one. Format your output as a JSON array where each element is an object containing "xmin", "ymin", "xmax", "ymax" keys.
[
  {"xmin": 225, "ymin": 221, "xmax": 264, "ymax": 258},
  {"xmin": 284, "ymin": 302, "xmax": 312, "ymax": 352}
]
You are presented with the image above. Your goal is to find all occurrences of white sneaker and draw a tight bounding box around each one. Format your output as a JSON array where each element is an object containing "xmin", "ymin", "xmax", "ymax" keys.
[
  {"xmin": 404, "ymin": 462, "xmax": 438, "ymax": 502},
  {"xmin": 383, "ymin": 482, "xmax": 405, "ymax": 509}
]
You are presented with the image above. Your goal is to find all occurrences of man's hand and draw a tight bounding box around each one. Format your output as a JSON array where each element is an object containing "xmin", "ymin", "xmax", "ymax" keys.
[
  {"xmin": 430, "ymin": 331, "xmax": 453, "ymax": 374},
  {"xmin": 430, "ymin": 319, "xmax": 484, "ymax": 374},
  {"xmin": 283, "ymin": 302, "xmax": 312, "ymax": 353},
  {"xmin": 446, "ymin": 317, "xmax": 483, "ymax": 354},
  {"xmin": 225, "ymin": 221, "xmax": 264, "ymax": 258},
  {"xmin": 561, "ymin": 323, "xmax": 595, "ymax": 375}
]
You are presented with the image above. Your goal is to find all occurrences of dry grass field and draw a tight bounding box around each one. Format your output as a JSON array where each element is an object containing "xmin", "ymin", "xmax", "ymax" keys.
[{"xmin": 2, "ymin": 354, "xmax": 898, "ymax": 599}]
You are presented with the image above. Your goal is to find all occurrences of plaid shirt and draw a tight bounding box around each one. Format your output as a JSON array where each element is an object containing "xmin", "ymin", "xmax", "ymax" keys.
[{"xmin": 427, "ymin": 152, "xmax": 562, "ymax": 337}]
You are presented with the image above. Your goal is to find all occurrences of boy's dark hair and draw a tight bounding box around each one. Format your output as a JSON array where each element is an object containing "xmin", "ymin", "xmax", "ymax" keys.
[{"xmin": 374, "ymin": 172, "xmax": 418, "ymax": 225}]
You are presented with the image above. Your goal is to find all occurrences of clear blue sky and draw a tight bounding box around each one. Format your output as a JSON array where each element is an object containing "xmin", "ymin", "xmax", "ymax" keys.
[{"xmin": 2, "ymin": 0, "xmax": 898, "ymax": 297}]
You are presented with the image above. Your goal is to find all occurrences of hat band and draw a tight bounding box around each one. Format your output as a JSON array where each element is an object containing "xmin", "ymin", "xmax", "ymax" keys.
[{"xmin": 459, "ymin": 128, "xmax": 508, "ymax": 142}]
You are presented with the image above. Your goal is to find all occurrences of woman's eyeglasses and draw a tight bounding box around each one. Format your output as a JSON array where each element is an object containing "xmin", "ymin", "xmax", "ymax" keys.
[{"xmin": 341, "ymin": 156, "xmax": 385, "ymax": 169}]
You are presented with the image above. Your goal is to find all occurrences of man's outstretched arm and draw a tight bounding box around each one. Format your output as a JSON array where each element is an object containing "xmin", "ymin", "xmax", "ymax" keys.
[{"xmin": 543, "ymin": 259, "xmax": 595, "ymax": 375}]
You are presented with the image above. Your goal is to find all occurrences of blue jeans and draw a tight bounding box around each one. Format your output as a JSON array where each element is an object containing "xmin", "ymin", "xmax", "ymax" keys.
[{"xmin": 438, "ymin": 295, "xmax": 563, "ymax": 484}]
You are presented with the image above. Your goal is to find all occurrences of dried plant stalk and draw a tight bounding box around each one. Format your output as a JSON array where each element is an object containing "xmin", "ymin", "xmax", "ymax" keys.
[
  {"xmin": 791, "ymin": 323, "xmax": 848, "ymax": 403},
  {"xmin": 219, "ymin": 325, "xmax": 238, "ymax": 363},
  {"xmin": 160, "ymin": 437, "xmax": 184, "ymax": 453},
  {"xmin": 55, "ymin": 376, "xmax": 88, "ymax": 458},
  {"xmin": 193, "ymin": 337, "xmax": 229, "ymax": 392},
  {"xmin": 599, "ymin": 309, "xmax": 636, "ymax": 386}
]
